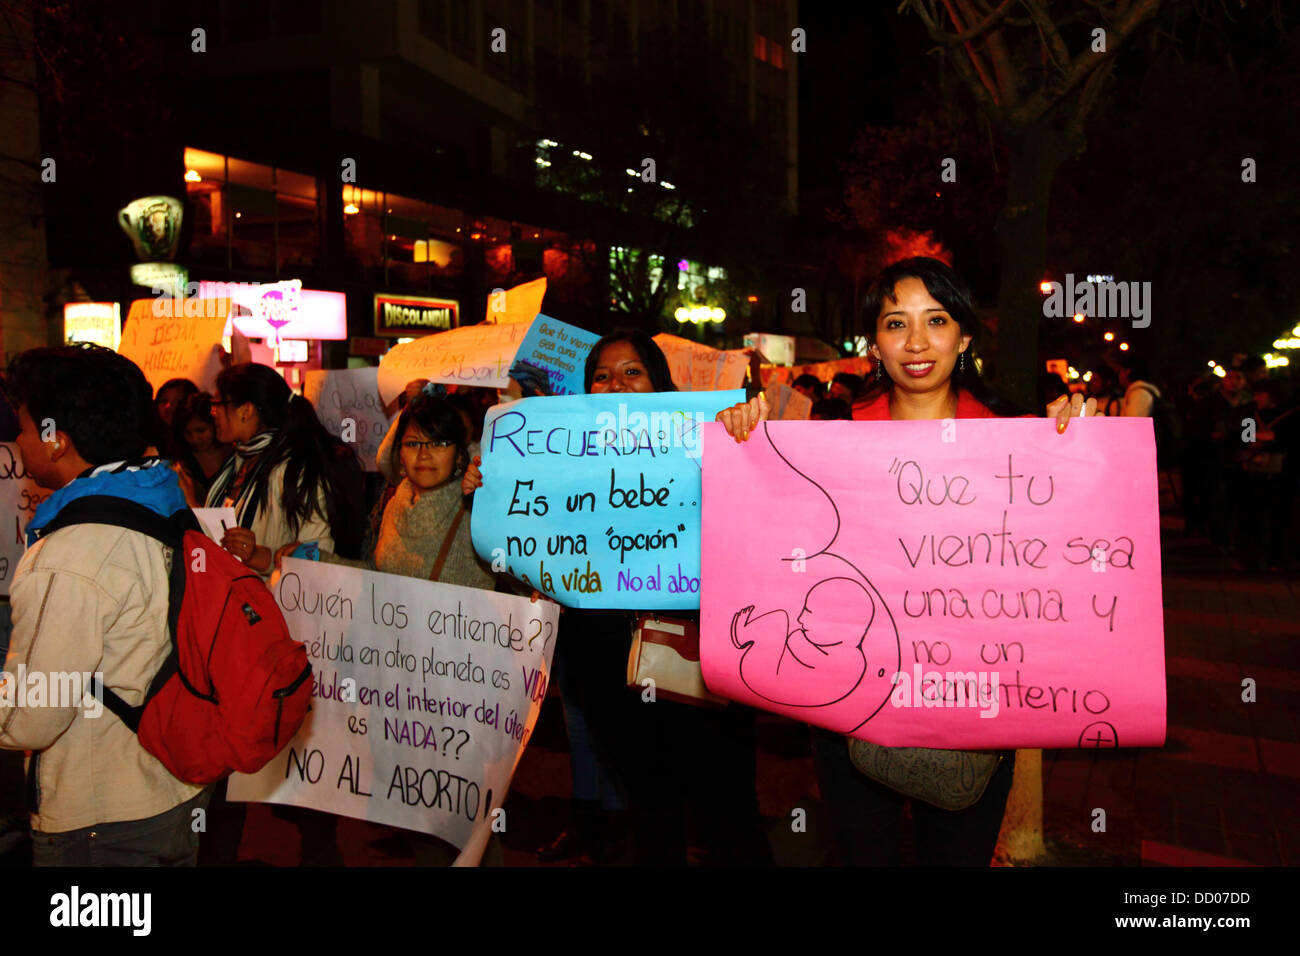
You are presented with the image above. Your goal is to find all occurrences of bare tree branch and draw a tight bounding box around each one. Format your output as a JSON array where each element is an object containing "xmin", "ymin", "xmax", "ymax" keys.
[
  {"xmin": 1022, "ymin": 0, "xmax": 1072, "ymax": 73},
  {"xmin": 906, "ymin": 0, "xmax": 1019, "ymax": 44},
  {"xmin": 1009, "ymin": 0, "xmax": 1162, "ymax": 125}
]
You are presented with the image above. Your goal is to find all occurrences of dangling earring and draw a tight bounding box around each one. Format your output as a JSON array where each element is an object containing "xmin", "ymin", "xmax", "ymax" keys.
[
  {"xmin": 874, "ymin": 358, "xmax": 882, "ymax": 382},
  {"xmin": 959, "ymin": 351, "xmax": 967, "ymax": 374}
]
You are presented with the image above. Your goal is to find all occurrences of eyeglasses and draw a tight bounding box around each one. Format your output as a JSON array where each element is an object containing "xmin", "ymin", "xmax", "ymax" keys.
[{"xmin": 400, "ymin": 439, "xmax": 454, "ymax": 454}]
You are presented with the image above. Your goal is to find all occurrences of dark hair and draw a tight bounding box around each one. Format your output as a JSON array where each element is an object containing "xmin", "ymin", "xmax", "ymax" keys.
[
  {"xmin": 583, "ymin": 330, "xmax": 677, "ymax": 393},
  {"xmin": 811, "ymin": 398, "xmax": 853, "ymax": 421},
  {"xmin": 5, "ymin": 344, "xmax": 154, "ymax": 464},
  {"xmin": 215, "ymin": 363, "xmax": 364, "ymax": 557},
  {"xmin": 831, "ymin": 372, "xmax": 866, "ymax": 399},
  {"xmin": 1038, "ymin": 372, "xmax": 1071, "ymax": 408},
  {"xmin": 446, "ymin": 390, "xmax": 488, "ymax": 443},
  {"xmin": 1120, "ymin": 355, "xmax": 1151, "ymax": 382},
  {"xmin": 862, "ymin": 257, "xmax": 1023, "ymax": 415},
  {"xmin": 170, "ymin": 392, "xmax": 218, "ymax": 457},
  {"xmin": 1091, "ymin": 365, "xmax": 1118, "ymax": 387},
  {"xmin": 394, "ymin": 392, "xmax": 471, "ymax": 474},
  {"xmin": 792, "ymin": 373, "xmax": 825, "ymax": 397},
  {"xmin": 863, "ymin": 257, "xmax": 981, "ymax": 354},
  {"xmin": 155, "ymin": 378, "xmax": 200, "ymax": 402}
]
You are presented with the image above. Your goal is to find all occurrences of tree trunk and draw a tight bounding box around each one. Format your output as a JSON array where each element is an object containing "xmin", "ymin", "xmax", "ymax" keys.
[{"xmin": 994, "ymin": 122, "xmax": 1073, "ymax": 411}]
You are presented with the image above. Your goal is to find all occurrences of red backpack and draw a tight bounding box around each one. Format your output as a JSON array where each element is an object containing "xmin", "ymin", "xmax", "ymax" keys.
[{"xmin": 36, "ymin": 496, "xmax": 313, "ymax": 784}]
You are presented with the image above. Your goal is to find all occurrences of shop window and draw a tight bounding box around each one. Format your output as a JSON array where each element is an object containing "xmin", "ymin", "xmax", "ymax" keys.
[
  {"xmin": 346, "ymin": 187, "xmax": 467, "ymax": 289},
  {"xmin": 185, "ymin": 147, "xmax": 321, "ymax": 274}
]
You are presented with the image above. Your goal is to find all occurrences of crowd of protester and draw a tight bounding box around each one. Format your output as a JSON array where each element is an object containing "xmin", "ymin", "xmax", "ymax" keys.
[
  {"xmin": 1044, "ymin": 351, "xmax": 1298, "ymax": 572},
  {"xmin": 0, "ymin": 254, "xmax": 1279, "ymax": 868}
]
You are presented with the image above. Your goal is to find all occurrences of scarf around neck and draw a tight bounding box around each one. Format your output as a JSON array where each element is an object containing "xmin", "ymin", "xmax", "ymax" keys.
[
  {"xmin": 372, "ymin": 477, "xmax": 466, "ymax": 580},
  {"xmin": 205, "ymin": 429, "xmax": 278, "ymax": 514}
]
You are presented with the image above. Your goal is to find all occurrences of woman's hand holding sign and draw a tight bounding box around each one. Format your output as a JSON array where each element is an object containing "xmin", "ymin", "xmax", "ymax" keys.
[
  {"xmin": 716, "ymin": 392, "xmax": 769, "ymax": 443},
  {"xmin": 1048, "ymin": 392, "xmax": 1103, "ymax": 434}
]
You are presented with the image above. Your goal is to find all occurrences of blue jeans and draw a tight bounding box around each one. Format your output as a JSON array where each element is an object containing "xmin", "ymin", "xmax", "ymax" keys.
[
  {"xmin": 554, "ymin": 642, "xmax": 624, "ymax": 811},
  {"xmin": 32, "ymin": 789, "xmax": 209, "ymax": 867}
]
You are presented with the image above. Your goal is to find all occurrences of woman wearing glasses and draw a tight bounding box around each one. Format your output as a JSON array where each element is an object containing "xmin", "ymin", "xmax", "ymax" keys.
[
  {"xmin": 279, "ymin": 382, "xmax": 492, "ymax": 589},
  {"xmin": 202, "ymin": 361, "xmax": 365, "ymax": 867},
  {"xmin": 206, "ymin": 363, "xmax": 364, "ymax": 576},
  {"xmin": 277, "ymin": 381, "xmax": 494, "ymax": 865}
]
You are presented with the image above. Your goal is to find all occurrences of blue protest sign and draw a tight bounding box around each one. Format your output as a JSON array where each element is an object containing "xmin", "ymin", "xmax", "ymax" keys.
[
  {"xmin": 511, "ymin": 315, "xmax": 600, "ymax": 396},
  {"xmin": 470, "ymin": 391, "xmax": 744, "ymax": 609}
]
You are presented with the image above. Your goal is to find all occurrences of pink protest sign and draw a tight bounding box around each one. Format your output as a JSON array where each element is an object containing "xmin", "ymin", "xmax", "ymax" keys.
[{"xmin": 700, "ymin": 418, "xmax": 1166, "ymax": 749}]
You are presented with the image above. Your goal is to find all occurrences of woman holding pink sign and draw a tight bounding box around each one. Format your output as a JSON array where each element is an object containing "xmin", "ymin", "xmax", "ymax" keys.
[{"xmin": 719, "ymin": 257, "xmax": 1100, "ymax": 865}]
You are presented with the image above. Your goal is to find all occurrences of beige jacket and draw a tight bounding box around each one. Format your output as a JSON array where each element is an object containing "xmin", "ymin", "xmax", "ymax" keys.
[
  {"xmin": 227, "ymin": 459, "xmax": 335, "ymax": 581},
  {"xmin": 0, "ymin": 523, "xmax": 203, "ymax": 833}
]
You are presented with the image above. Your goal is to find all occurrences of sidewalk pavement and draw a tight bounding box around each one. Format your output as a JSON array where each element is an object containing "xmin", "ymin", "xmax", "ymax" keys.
[{"xmin": 1036, "ymin": 525, "xmax": 1299, "ymax": 867}]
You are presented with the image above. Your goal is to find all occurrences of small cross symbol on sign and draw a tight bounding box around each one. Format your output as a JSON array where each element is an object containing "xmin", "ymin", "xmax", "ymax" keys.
[{"xmin": 1078, "ymin": 721, "xmax": 1119, "ymax": 748}]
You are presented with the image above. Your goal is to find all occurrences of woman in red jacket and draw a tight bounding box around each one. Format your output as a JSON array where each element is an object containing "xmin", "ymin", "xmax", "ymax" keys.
[{"xmin": 719, "ymin": 256, "xmax": 1096, "ymax": 864}]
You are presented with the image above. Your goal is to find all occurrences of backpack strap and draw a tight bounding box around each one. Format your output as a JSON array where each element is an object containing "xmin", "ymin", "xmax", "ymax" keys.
[
  {"xmin": 429, "ymin": 504, "xmax": 467, "ymax": 583},
  {"xmin": 34, "ymin": 496, "xmax": 199, "ymax": 731}
]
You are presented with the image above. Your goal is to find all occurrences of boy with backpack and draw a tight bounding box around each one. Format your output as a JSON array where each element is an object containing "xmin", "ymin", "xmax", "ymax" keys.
[{"xmin": 0, "ymin": 345, "xmax": 208, "ymax": 865}]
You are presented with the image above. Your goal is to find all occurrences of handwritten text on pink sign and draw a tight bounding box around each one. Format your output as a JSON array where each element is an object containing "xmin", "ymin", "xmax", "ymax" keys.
[{"xmin": 700, "ymin": 418, "xmax": 1166, "ymax": 749}]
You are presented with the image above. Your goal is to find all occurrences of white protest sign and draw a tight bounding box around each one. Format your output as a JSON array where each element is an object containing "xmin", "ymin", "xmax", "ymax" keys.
[
  {"xmin": 304, "ymin": 367, "xmax": 390, "ymax": 473},
  {"xmin": 652, "ymin": 334, "xmax": 750, "ymax": 391},
  {"xmin": 192, "ymin": 507, "xmax": 237, "ymax": 542},
  {"xmin": 377, "ymin": 322, "xmax": 534, "ymax": 404},
  {"xmin": 227, "ymin": 559, "xmax": 558, "ymax": 863},
  {"xmin": 0, "ymin": 444, "xmax": 48, "ymax": 598}
]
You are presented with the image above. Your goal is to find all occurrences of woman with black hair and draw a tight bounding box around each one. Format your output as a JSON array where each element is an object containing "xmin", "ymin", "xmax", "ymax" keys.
[
  {"xmin": 170, "ymin": 393, "xmax": 233, "ymax": 506},
  {"xmin": 205, "ymin": 362, "xmax": 364, "ymax": 575},
  {"xmin": 152, "ymin": 377, "xmax": 200, "ymax": 460},
  {"xmin": 276, "ymin": 384, "xmax": 494, "ymax": 865},
  {"xmin": 280, "ymin": 384, "xmax": 491, "ymax": 588},
  {"xmin": 719, "ymin": 257, "xmax": 1099, "ymax": 865},
  {"xmin": 468, "ymin": 329, "xmax": 772, "ymax": 866},
  {"xmin": 201, "ymin": 362, "xmax": 365, "ymax": 868}
]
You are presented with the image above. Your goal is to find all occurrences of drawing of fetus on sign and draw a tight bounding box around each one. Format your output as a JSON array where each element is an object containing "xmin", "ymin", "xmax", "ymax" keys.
[{"xmin": 724, "ymin": 423, "xmax": 900, "ymax": 734}]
